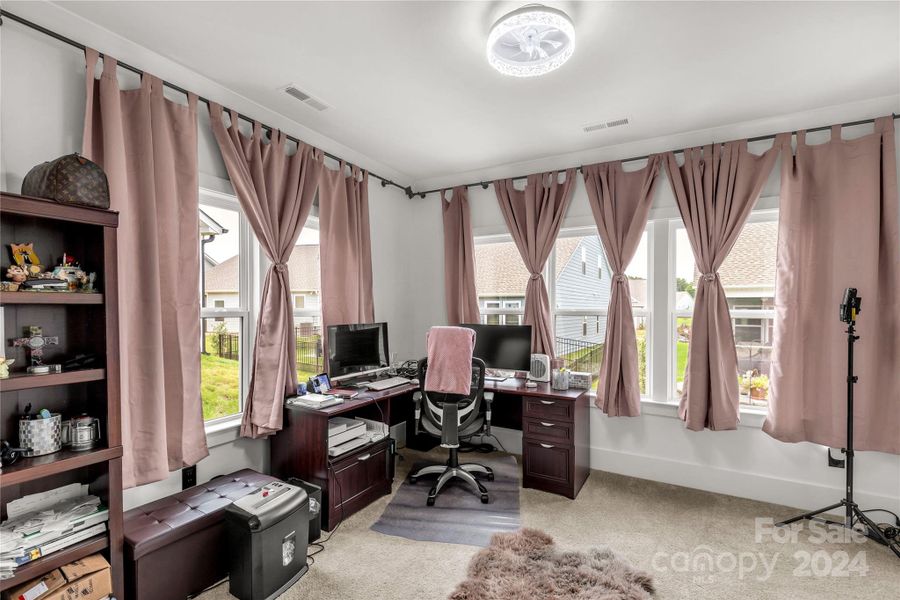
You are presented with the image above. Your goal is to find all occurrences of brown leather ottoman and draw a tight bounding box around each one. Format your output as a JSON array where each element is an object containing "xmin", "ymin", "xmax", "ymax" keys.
[{"xmin": 124, "ymin": 469, "xmax": 278, "ymax": 600}]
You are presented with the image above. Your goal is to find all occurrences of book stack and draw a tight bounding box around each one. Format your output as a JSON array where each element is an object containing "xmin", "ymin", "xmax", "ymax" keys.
[
  {"xmin": 287, "ymin": 392, "xmax": 343, "ymax": 410},
  {"xmin": 328, "ymin": 416, "xmax": 369, "ymax": 457},
  {"xmin": 0, "ymin": 484, "xmax": 109, "ymax": 580},
  {"xmin": 20, "ymin": 278, "xmax": 68, "ymax": 291}
]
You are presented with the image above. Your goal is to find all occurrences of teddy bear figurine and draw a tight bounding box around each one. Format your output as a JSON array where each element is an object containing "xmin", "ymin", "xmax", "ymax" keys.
[{"xmin": 6, "ymin": 265, "xmax": 27, "ymax": 283}]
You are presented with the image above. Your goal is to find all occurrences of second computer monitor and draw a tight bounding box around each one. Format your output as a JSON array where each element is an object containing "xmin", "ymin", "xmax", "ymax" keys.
[{"xmin": 461, "ymin": 324, "xmax": 532, "ymax": 372}]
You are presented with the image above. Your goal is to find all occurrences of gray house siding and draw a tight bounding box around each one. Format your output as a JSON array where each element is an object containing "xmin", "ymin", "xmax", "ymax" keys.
[{"xmin": 554, "ymin": 236, "xmax": 612, "ymax": 345}]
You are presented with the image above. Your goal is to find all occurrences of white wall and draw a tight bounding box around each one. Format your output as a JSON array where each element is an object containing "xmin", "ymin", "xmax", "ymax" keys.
[
  {"xmin": 0, "ymin": 7, "xmax": 414, "ymax": 510},
  {"xmin": 406, "ymin": 120, "xmax": 900, "ymax": 515},
  {"xmin": 2, "ymin": 1, "xmax": 897, "ymax": 516}
]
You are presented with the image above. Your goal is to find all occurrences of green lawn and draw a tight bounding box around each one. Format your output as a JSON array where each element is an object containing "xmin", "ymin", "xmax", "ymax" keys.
[
  {"xmin": 676, "ymin": 341, "xmax": 689, "ymax": 384},
  {"xmin": 201, "ymin": 353, "xmax": 240, "ymax": 421}
]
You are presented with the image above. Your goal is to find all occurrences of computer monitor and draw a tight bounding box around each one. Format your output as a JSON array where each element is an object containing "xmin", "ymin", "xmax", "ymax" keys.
[
  {"xmin": 461, "ymin": 324, "xmax": 532, "ymax": 372},
  {"xmin": 327, "ymin": 322, "xmax": 390, "ymax": 380}
]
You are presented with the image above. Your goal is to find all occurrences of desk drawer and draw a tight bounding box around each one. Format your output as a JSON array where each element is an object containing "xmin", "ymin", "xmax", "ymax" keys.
[
  {"xmin": 523, "ymin": 417, "xmax": 573, "ymax": 445},
  {"xmin": 328, "ymin": 440, "xmax": 390, "ymax": 522},
  {"xmin": 523, "ymin": 397, "xmax": 573, "ymax": 422},
  {"xmin": 523, "ymin": 440, "xmax": 572, "ymax": 487}
]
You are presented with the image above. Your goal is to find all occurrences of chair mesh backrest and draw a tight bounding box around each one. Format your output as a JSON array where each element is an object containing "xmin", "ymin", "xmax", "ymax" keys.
[{"xmin": 417, "ymin": 358, "xmax": 486, "ymax": 431}]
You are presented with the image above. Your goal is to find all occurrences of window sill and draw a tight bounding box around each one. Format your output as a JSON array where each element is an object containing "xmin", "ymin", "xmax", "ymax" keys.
[
  {"xmin": 204, "ymin": 415, "xmax": 243, "ymax": 448},
  {"xmin": 587, "ymin": 394, "xmax": 768, "ymax": 428}
]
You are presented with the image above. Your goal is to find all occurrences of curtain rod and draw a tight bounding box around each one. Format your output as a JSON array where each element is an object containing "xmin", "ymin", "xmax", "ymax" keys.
[
  {"xmin": 414, "ymin": 116, "xmax": 899, "ymax": 199},
  {"xmin": 4, "ymin": 9, "xmax": 897, "ymax": 201},
  {"xmin": 0, "ymin": 10, "xmax": 415, "ymax": 196}
]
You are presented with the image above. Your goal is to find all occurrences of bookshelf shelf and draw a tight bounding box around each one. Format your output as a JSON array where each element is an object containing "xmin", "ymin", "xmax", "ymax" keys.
[
  {"xmin": 0, "ymin": 446, "xmax": 123, "ymax": 488},
  {"xmin": 0, "ymin": 535, "xmax": 109, "ymax": 592},
  {"xmin": 0, "ymin": 291, "xmax": 104, "ymax": 305},
  {"xmin": 0, "ymin": 368, "xmax": 106, "ymax": 392}
]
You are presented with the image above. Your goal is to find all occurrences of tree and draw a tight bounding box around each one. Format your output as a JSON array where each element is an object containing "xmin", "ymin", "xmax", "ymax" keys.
[{"xmin": 676, "ymin": 277, "xmax": 696, "ymax": 298}]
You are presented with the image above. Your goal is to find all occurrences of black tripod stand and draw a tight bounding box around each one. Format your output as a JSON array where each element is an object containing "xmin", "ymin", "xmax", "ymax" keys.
[{"xmin": 776, "ymin": 289, "xmax": 900, "ymax": 558}]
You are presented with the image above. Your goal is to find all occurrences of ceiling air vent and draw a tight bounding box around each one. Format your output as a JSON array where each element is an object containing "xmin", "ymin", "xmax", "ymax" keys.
[
  {"xmin": 583, "ymin": 117, "xmax": 630, "ymax": 133},
  {"xmin": 283, "ymin": 84, "xmax": 329, "ymax": 112}
]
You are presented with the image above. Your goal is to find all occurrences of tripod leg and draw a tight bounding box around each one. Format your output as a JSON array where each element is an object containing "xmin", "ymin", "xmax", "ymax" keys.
[
  {"xmin": 777, "ymin": 501, "xmax": 846, "ymax": 527},
  {"xmin": 852, "ymin": 508, "xmax": 900, "ymax": 557}
]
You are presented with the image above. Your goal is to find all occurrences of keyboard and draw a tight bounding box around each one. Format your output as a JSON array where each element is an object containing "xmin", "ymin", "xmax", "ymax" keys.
[{"xmin": 365, "ymin": 376, "xmax": 411, "ymax": 391}]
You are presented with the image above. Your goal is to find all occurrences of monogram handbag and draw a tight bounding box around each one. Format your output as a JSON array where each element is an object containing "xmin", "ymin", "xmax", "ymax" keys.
[{"xmin": 22, "ymin": 153, "xmax": 110, "ymax": 209}]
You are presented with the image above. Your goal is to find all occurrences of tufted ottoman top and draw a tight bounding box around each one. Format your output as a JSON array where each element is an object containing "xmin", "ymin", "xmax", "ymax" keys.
[{"xmin": 124, "ymin": 469, "xmax": 277, "ymax": 559}]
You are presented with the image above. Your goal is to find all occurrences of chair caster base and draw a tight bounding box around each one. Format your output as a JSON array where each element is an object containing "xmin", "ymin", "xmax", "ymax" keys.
[
  {"xmin": 481, "ymin": 494, "xmax": 489, "ymax": 504},
  {"xmin": 426, "ymin": 495, "xmax": 436, "ymax": 507},
  {"xmin": 486, "ymin": 473, "xmax": 494, "ymax": 482},
  {"xmin": 409, "ymin": 476, "xmax": 418, "ymax": 484}
]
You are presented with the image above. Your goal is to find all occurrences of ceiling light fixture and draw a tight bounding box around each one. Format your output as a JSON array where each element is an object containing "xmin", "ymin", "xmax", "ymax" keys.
[{"xmin": 486, "ymin": 4, "xmax": 576, "ymax": 78}]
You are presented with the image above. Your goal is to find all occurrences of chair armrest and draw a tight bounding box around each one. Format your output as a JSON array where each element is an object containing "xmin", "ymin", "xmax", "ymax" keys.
[
  {"xmin": 483, "ymin": 391, "xmax": 494, "ymax": 436},
  {"xmin": 413, "ymin": 391, "xmax": 422, "ymax": 436}
]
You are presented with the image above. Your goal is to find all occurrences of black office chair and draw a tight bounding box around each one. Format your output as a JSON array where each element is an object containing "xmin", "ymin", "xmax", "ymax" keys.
[{"xmin": 410, "ymin": 357, "xmax": 495, "ymax": 506}]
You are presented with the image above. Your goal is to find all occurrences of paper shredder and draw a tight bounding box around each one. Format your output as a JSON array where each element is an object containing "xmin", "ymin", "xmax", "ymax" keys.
[{"xmin": 225, "ymin": 480, "xmax": 309, "ymax": 600}]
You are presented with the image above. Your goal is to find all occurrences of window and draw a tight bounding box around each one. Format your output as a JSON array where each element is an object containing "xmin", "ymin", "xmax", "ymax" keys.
[
  {"xmin": 549, "ymin": 230, "xmax": 649, "ymax": 393},
  {"xmin": 292, "ymin": 225, "xmax": 324, "ymax": 385},
  {"xmin": 200, "ymin": 198, "xmax": 251, "ymax": 423},
  {"xmin": 474, "ymin": 238, "xmax": 527, "ymax": 326},
  {"xmin": 671, "ymin": 213, "xmax": 777, "ymax": 406}
]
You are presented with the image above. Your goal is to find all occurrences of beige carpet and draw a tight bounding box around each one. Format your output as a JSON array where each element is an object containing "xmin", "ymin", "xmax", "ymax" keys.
[{"xmin": 198, "ymin": 449, "xmax": 900, "ymax": 600}]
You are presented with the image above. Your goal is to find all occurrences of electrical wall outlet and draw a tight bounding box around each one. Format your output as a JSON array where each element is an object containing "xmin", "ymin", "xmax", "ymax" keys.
[{"xmin": 182, "ymin": 465, "xmax": 197, "ymax": 489}]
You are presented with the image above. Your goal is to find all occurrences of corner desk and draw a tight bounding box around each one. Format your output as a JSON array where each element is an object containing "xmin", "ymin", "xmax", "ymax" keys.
[{"xmin": 270, "ymin": 379, "xmax": 590, "ymax": 530}]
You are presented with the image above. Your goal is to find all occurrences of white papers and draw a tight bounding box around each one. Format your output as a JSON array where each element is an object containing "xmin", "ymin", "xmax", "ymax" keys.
[{"xmin": 6, "ymin": 483, "xmax": 88, "ymax": 519}]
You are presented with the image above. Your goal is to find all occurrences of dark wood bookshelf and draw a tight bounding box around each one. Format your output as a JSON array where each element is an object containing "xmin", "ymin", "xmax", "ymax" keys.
[
  {"xmin": 0, "ymin": 291, "xmax": 104, "ymax": 305},
  {"xmin": 0, "ymin": 446, "xmax": 123, "ymax": 488},
  {"xmin": 0, "ymin": 192, "xmax": 123, "ymax": 598},
  {"xmin": 0, "ymin": 535, "xmax": 109, "ymax": 592},
  {"xmin": 0, "ymin": 368, "xmax": 106, "ymax": 392}
]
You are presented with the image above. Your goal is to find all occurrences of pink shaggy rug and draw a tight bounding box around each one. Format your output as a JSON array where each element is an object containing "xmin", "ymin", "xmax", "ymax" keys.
[{"xmin": 449, "ymin": 528, "xmax": 654, "ymax": 600}]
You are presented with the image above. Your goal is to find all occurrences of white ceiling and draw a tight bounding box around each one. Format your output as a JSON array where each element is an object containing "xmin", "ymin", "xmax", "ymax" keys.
[{"xmin": 51, "ymin": 1, "xmax": 900, "ymax": 185}]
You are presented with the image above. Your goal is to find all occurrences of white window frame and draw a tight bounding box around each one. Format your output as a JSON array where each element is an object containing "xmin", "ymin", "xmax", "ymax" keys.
[
  {"xmin": 292, "ymin": 216, "xmax": 323, "ymax": 380},
  {"xmin": 548, "ymin": 226, "xmax": 652, "ymax": 395},
  {"xmin": 474, "ymin": 234, "xmax": 530, "ymax": 325},
  {"xmin": 667, "ymin": 209, "xmax": 778, "ymax": 405},
  {"xmin": 200, "ymin": 188, "xmax": 257, "ymax": 427}
]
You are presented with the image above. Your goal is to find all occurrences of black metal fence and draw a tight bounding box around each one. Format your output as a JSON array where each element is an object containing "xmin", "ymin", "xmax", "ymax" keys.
[
  {"xmin": 205, "ymin": 332, "xmax": 240, "ymax": 361},
  {"xmin": 555, "ymin": 336, "xmax": 603, "ymax": 375},
  {"xmin": 203, "ymin": 328, "xmax": 323, "ymax": 374},
  {"xmin": 295, "ymin": 327, "xmax": 324, "ymax": 374}
]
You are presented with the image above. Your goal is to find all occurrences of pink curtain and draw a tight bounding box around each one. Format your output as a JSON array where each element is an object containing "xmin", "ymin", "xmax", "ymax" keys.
[
  {"xmin": 82, "ymin": 49, "xmax": 208, "ymax": 487},
  {"xmin": 764, "ymin": 118, "xmax": 900, "ymax": 454},
  {"xmin": 664, "ymin": 141, "xmax": 780, "ymax": 431},
  {"xmin": 209, "ymin": 103, "xmax": 322, "ymax": 439},
  {"xmin": 494, "ymin": 170, "xmax": 576, "ymax": 356},
  {"xmin": 441, "ymin": 186, "xmax": 480, "ymax": 325},
  {"xmin": 583, "ymin": 158, "xmax": 661, "ymax": 416},
  {"xmin": 319, "ymin": 164, "xmax": 375, "ymax": 328}
]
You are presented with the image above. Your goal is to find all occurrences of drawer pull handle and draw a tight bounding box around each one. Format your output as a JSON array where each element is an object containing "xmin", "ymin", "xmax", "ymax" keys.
[
  {"xmin": 357, "ymin": 453, "xmax": 371, "ymax": 461},
  {"xmin": 540, "ymin": 422, "xmax": 554, "ymax": 427},
  {"xmin": 539, "ymin": 443, "xmax": 555, "ymax": 449},
  {"xmin": 540, "ymin": 400, "xmax": 555, "ymax": 405}
]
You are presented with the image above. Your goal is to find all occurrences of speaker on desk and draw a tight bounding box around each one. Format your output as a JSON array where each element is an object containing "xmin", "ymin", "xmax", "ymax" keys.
[{"xmin": 529, "ymin": 354, "xmax": 551, "ymax": 383}]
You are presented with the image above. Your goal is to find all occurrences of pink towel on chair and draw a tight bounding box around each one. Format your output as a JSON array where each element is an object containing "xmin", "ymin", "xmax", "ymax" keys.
[{"xmin": 424, "ymin": 326, "xmax": 476, "ymax": 395}]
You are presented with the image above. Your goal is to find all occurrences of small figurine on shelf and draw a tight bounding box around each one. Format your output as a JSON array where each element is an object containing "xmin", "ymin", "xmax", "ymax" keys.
[
  {"xmin": 48, "ymin": 253, "xmax": 93, "ymax": 293},
  {"xmin": 11, "ymin": 326, "xmax": 61, "ymax": 374},
  {"xmin": 0, "ymin": 358, "xmax": 14, "ymax": 379},
  {"xmin": 9, "ymin": 242, "xmax": 44, "ymax": 276},
  {"xmin": 84, "ymin": 272, "xmax": 97, "ymax": 292},
  {"xmin": 3, "ymin": 265, "xmax": 27, "ymax": 291}
]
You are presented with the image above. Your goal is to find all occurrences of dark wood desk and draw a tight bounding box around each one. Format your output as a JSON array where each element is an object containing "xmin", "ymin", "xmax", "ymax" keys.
[{"xmin": 270, "ymin": 380, "xmax": 590, "ymax": 530}]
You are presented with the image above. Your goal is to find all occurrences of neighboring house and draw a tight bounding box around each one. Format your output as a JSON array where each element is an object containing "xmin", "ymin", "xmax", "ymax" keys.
[
  {"xmin": 474, "ymin": 237, "xmax": 615, "ymax": 345},
  {"xmin": 681, "ymin": 221, "xmax": 777, "ymax": 345},
  {"xmin": 204, "ymin": 245, "xmax": 322, "ymax": 329}
]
